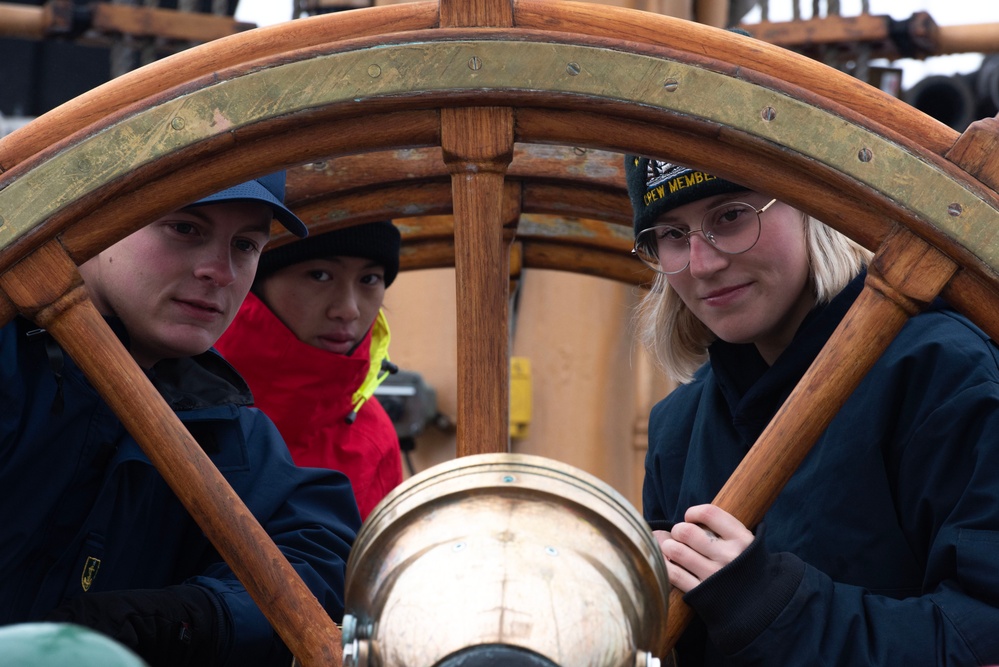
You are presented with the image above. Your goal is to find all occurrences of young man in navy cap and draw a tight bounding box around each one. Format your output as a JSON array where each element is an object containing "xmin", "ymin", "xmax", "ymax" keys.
[{"xmin": 0, "ymin": 173, "xmax": 361, "ymax": 667}]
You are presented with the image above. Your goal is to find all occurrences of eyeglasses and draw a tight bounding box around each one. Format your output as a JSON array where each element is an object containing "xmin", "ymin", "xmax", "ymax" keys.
[{"xmin": 632, "ymin": 198, "xmax": 778, "ymax": 274}]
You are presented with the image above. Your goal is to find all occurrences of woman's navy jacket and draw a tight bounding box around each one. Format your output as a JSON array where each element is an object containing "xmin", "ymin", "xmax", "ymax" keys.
[{"xmin": 644, "ymin": 273, "xmax": 999, "ymax": 665}]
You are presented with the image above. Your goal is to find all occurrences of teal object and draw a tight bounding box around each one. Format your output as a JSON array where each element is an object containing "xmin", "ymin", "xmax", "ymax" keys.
[{"xmin": 0, "ymin": 623, "xmax": 148, "ymax": 666}]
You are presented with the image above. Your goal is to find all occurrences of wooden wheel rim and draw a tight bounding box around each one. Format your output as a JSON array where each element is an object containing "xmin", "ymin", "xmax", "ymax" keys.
[{"xmin": 3, "ymin": 1, "xmax": 999, "ymax": 663}]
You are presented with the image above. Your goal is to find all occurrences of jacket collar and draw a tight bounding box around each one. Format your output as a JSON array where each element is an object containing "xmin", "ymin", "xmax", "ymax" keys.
[
  {"xmin": 21, "ymin": 314, "xmax": 253, "ymax": 413},
  {"xmin": 709, "ymin": 270, "xmax": 867, "ymax": 443},
  {"xmin": 103, "ymin": 313, "xmax": 253, "ymax": 411},
  {"xmin": 149, "ymin": 352, "xmax": 253, "ymax": 412},
  {"xmin": 214, "ymin": 292, "xmax": 387, "ymax": 418}
]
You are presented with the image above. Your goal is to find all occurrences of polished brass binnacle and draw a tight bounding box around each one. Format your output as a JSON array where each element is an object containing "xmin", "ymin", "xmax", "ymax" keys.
[{"xmin": 342, "ymin": 453, "xmax": 670, "ymax": 667}]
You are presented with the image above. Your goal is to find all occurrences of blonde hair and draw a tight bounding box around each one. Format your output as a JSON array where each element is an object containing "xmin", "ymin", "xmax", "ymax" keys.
[{"xmin": 636, "ymin": 213, "xmax": 873, "ymax": 385}]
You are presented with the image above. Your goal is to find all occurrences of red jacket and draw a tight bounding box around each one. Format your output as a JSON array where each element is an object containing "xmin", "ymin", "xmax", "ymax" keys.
[{"xmin": 215, "ymin": 292, "xmax": 402, "ymax": 519}]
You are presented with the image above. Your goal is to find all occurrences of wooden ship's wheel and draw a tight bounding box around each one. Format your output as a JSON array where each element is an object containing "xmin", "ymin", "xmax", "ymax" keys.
[{"xmin": 3, "ymin": 0, "xmax": 999, "ymax": 664}]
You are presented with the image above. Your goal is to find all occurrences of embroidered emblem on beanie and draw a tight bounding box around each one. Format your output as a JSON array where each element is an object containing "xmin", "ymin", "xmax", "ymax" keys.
[{"xmin": 624, "ymin": 155, "xmax": 746, "ymax": 237}]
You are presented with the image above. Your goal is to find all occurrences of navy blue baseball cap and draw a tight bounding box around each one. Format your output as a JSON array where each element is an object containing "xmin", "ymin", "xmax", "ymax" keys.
[{"xmin": 190, "ymin": 171, "xmax": 308, "ymax": 238}]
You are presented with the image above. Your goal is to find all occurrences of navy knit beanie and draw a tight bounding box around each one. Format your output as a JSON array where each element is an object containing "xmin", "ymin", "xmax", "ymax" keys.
[
  {"xmin": 624, "ymin": 155, "xmax": 747, "ymax": 238},
  {"xmin": 256, "ymin": 220, "xmax": 401, "ymax": 286}
]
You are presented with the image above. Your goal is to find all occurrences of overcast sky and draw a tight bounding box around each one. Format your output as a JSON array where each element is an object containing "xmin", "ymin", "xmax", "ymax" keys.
[{"xmin": 234, "ymin": 0, "xmax": 999, "ymax": 89}]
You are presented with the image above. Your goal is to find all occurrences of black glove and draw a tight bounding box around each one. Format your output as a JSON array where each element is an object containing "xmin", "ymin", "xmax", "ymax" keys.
[{"xmin": 45, "ymin": 584, "xmax": 221, "ymax": 667}]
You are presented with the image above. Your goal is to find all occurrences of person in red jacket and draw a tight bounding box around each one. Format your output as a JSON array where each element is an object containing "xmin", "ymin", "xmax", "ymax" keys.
[{"xmin": 215, "ymin": 221, "xmax": 403, "ymax": 520}]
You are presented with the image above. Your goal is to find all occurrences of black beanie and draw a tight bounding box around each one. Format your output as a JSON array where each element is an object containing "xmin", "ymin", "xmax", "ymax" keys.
[
  {"xmin": 624, "ymin": 155, "xmax": 747, "ymax": 238},
  {"xmin": 257, "ymin": 220, "xmax": 401, "ymax": 286}
]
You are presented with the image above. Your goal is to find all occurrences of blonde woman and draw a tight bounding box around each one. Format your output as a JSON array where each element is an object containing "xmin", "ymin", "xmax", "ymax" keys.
[{"xmin": 627, "ymin": 154, "xmax": 999, "ymax": 665}]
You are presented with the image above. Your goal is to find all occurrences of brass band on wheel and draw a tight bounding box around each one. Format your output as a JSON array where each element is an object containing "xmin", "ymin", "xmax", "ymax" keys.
[{"xmin": 3, "ymin": 38, "xmax": 997, "ymax": 270}]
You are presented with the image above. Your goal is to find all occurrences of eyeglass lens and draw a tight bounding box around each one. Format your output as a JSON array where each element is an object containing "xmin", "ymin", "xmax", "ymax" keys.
[{"xmin": 634, "ymin": 200, "xmax": 766, "ymax": 274}]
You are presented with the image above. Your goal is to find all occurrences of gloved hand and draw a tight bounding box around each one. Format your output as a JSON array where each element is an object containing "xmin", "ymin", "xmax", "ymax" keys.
[{"xmin": 45, "ymin": 584, "xmax": 221, "ymax": 667}]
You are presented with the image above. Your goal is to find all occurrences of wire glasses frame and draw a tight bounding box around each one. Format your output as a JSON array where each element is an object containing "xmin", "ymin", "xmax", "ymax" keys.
[{"xmin": 632, "ymin": 198, "xmax": 779, "ymax": 274}]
